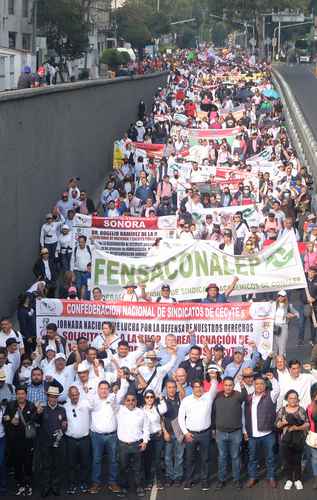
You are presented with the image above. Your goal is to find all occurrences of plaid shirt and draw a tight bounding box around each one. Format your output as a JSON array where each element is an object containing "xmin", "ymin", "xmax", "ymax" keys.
[{"xmin": 27, "ymin": 383, "xmax": 47, "ymax": 404}]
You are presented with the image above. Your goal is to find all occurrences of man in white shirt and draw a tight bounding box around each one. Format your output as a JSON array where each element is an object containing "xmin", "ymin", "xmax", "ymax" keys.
[
  {"xmin": 111, "ymin": 340, "xmax": 146, "ymax": 371},
  {"xmin": 0, "ymin": 349, "xmax": 14, "ymax": 385},
  {"xmin": 73, "ymin": 362, "xmax": 102, "ymax": 398},
  {"xmin": 178, "ymin": 379, "xmax": 218, "ymax": 490},
  {"xmin": 89, "ymin": 377, "xmax": 129, "ymax": 495},
  {"xmin": 278, "ymin": 359, "xmax": 317, "ymax": 410},
  {"xmin": 0, "ymin": 318, "xmax": 24, "ymax": 354},
  {"xmin": 117, "ymin": 393, "xmax": 150, "ymax": 498},
  {"xmin": 70, "ymin": 235, "xmax": 92, "ymax": 292},
  {"xmin": 5, "ymin": 339, "xmax": 21, "ymax": 376},
  {"xmin": 136, "ymin": 350, "xmax": 177, "ymax": 397},
  {"xmin": 244, "ymin": 374, "xmax": 280, "ymax": 489},
  {"xmin": 46, "ymin": 354, "xmax": 76, "ymax": 403},
  {"xmin": 64, "ymin": 387, "xmax": 91, "ymax": 494}
]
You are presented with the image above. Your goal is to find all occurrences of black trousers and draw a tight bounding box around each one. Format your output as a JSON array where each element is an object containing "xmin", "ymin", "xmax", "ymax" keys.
[
  {"xmin": 9, "ymin": 437, "xmax": 33, "ymax": 486},
  {"xmin": 143, "ymin": 433, "xmax": 164, "ymax": 484},
  {"xmin": 66, "ymin": 436, "xmax": 91, "ymax": 487},
  {"xmin": 281, "ymin": 443, "xmax": 303, "ymax": 481},
  {"xmin": 185, "ymin": 429, "xmax": 211, "ymax": 482},
  {"xmin": 118, "ymin": 441, "xmax": 143, "ymax": 489},
  {"xmin": 40, "ymin": 440, "xmax": 65, "ymax": 491}
]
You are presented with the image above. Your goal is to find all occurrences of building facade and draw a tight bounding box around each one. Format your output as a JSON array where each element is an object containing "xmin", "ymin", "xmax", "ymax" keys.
[{"xmin": 0, "ymin": 0, "xmax": 34, "ymax": 51}]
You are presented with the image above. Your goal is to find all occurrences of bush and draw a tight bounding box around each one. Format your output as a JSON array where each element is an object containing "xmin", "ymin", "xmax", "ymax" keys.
[
  {"xmin": 100, "ymin": 49, "xmax": 131, "ymax": 68},
  {"xmin": 78, "ymin": 68, "xmax": 89, "ymax": 80}
]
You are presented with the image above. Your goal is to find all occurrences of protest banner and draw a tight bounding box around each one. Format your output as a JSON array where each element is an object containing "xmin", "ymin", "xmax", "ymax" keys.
[
  {"xmin": 186, "ymin": 127, "xmax": 241, "ymax": 147},
  {"xmin": 73, "ymin": 214, "xmax": 177, "ymax": 257},
  {"xmin": 191, "ymin": 204, "xmax": 263, "ymax": 228},
  {"xmin": 36, "ymin": 299, "xmax": 274, "ymax": 358},
  {"xmin": 91, "ymin": 231, "xmax": 306, "ymax": 301}
]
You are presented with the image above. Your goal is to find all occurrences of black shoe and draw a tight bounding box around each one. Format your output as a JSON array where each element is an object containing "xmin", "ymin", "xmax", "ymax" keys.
[
  {"xmin": 214, "ymin": 481, "xmax": 225, "ymax": 491},
  {"xmin": 165, "ymin": 479, "xmax": 173, "ymax": 488},
  {"xmin": 136, "ymin": 487, "xmax": 145, "ymax": 497},
  {"xmin": 41, "ymin": 490, "xmax": 50, "ymax": 498},
  {"xmin": 201, "ymin": 480, "xmax": 210, "ymax": 491},
  {"xmin": 233, "ymin": 480, "xmax": 242, "ymax": 490},
  {"xmin": 174, "ymin": 480, "xmax": 182, "ymax": 487},
  {"xmin": 183, "ymin": 481, "xmax": 192, "ymax": 490}
]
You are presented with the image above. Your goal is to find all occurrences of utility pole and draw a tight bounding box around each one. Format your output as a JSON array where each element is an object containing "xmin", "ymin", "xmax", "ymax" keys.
[
  {"xmin": 157, "ymin": 0, "xmax": 160, "ymax": 13},
  {"xmin": 32, "ymin": 0, "xmax": 38, "ymax": 57}
]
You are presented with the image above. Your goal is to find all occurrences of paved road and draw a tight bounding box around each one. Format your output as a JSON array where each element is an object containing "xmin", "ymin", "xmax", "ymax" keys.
[{"xmin": 276, "ymin": 63, "xmax": 317, "ymax": 142}]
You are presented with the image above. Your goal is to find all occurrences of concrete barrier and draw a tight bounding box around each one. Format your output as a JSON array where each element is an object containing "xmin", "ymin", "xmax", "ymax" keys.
[{"xmin": 0, "ymin": 72, "xmax": 167, "ymax": 315}]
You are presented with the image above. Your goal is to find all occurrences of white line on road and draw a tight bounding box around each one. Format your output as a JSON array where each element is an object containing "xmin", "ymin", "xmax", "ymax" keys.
[{"xmin": 150, "ymin": 483, "xmax": 158, "ymax": 500}]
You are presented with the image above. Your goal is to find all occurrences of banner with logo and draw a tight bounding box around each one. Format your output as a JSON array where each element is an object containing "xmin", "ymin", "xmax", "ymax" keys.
[
  {"xmin": 36, "ymin": 299, "xmax": 274, "ymax": 358},
  {"xmin": 186, "ymin": 127, "xmax": 241, "ymax": 146},
  {"xmin": 191, "ymin": 204, "xmax": 263, "ymax": 228},
  {"xmin": 91, "ymin": 231, "xmax": 306, "ymax": 301},
  {"xmin": 73, "ymin": 214, "xmax": 177, "ymax": 257}
]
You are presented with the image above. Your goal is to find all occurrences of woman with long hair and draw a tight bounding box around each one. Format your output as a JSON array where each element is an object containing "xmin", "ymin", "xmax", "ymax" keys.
[
  {"xmin": 272, "ymin": 291, "xmax": 298, "ymax": 357},
  {"xmin": 276, "ymin": 390, "xmax": 309, "ymax": 490},
  {"xmin": 306, "ymin": 386, "xmax": 317, "ymax": 490}
]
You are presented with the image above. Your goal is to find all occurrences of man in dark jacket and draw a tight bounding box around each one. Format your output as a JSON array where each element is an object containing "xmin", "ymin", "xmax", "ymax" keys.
[
  {"xmin": 179, "ymin": 346, "xmax": 204, "ymax": 384},
  {"xmin": 33, "ymin": 249, "xmax": 58, "ymax": 298}
]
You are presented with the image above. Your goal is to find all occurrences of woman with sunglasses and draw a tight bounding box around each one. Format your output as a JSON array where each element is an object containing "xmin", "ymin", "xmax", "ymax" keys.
[{"xmin": 142, "ymin": 390, "xmax": 167, "ymax": 491}]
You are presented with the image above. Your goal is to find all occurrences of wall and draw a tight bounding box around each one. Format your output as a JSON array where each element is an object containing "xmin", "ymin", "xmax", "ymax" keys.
[{"xmin": 0, "ymin": 72, "xmax": 167, "ymax": 315}]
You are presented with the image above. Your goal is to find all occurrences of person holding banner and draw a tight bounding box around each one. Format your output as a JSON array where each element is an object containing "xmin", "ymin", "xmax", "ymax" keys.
[
  {"xmin": 201, "ymin": 277, "xmax": 239, "ymax": 304},
  {"xmin": 272, "ymin": 291, "xmax": 299, "ymax": 357},
  {"xmin": 91, "ymin": 321, "xmax": 121, "ymax": 354}
]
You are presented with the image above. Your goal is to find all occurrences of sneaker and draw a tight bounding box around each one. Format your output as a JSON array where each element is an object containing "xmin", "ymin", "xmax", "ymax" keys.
[
  {"xmin": 89, "ymin": 484, "xmax": 100, "ymax": 494},
  {"xmin": 214, "ymin": 481, "xmax": 225, "ymax": 491},
  {"xmin": 183, "ymin": 481, "xmax": 192, "ymax": 490},
  {"xmin": 284, "ymin": 480, "xmax": 293, "ymax": 490},
  {"xmin": 201, "ymin": 480, "xmax": 209, "ymax": 491},
  {"xmin": 79, "ymin": 483, "xmax": 88, "ymax": 493},
  {"xmin": 294, "ymin": 480, "xmax": 303, "ymax": 490},
  {"xmin": 25, "ymin": 486, "xmax": 33, "ymax": 497},
  {"xmin": 15, "ymin": 486, "xmax": 25, "ymax": 496},
  {"xmin": 136, "ymin": 487, "xmax": 145, "ymax": 497},
  {"xmin": 108, "ymin": 484, "xmax": 122, "ymax": 494},
  {"xmin": 66, "ymin": 487, "xmax": 77, "ymax": 495}
]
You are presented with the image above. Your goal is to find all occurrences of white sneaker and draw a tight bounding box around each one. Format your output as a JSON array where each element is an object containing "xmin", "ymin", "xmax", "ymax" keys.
[
  {"xmin": 284, "ymin": 480, "xmax": 293, "ymax": 490},
  {"xmin": 294, "ymin": 480, "xmax": 303, "ymax": 490}
]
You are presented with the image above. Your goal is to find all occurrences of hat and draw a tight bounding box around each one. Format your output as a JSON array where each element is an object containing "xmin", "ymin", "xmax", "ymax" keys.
[
  {"xmin": 23, "ymin": 65, "xmax": 31, "ymax": 74},
  {"xmin": 234, "ymin": 346, "xmax": 245, "ymax": 354},
  {"xmin": 54, "ymin": 353, "xmax": 66, "ymax": 361},
  {"xmin": 0, "ymin": 370, "xmax": 6, "ymax": 382},
  {"xmin": 40, "ymin": 247, "xmax": 49, "ymax": 255},
  {"xmin": 62, "ymin": 224, "xmax": 69, "ymax": 230},
  {"xmin": 307, "ymin": 214, "xmax": 316, "ymax": 220},
  {"xmin": 214, "ymin": 344, "xmax": 224, "ymax": 351},
  {"xmin": 45, "ymin": 345, "xmax": 56, "ymax": 353},
  {"xmin": 123, "ymin": 283, "xmax": 138, "ymax": 289},
  {"xmin": 68, "ymin": 286, "xmax": 77, "ymax": 294},
  {"xmin": 309, "ymin": 266, "xmax": 317, "ymax": 272},
  {"xmin": 161, "ymin": 284, "xmax": 170, "ymax": 290},
  {"xmin": 47, "ymin": 386, "xmax": 60, "ymax": 397},
  {"xmin": 46, "ymin": 213, "xmax": 53, "ymax": 219},
  {"xmin": 144, "ymin": 350, "xmax": 161, "ymax": 360},
  {"xmin": 6, "ymin": 338, "xmax": 19, "ymax": 347},
  {"xmin": 136, "ymin": 120, "xmax": 143, "ymax": 127},
  {"xmin": 206, "ymin": 283, "xmax": 219, "ymax": 292},
  {"xmin": 77, "ymin": 362, "xmax": 89, "ymax": 373},
  {"xmin": 277, "ymin": 290, "xmax": 287, "ymax": 297},
  {"xmin": 207, "ymin": 363, "xmax": 223, "ymax": 374}
]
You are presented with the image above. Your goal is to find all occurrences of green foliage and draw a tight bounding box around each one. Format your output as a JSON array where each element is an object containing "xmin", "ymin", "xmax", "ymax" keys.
[
  {"xmin": 37, "ymin": 0, "xmax": 89, "ymax": 60},
  {"xmin": 100, "ymin": 49, "xmax": 131, "ymax": 68},
  {"xmin": 212, "ymin": 22, "xmax": 229, "ymax": 47}
]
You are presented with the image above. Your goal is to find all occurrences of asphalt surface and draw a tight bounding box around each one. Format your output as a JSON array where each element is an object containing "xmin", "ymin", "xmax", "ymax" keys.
[{"xmin": 276, "ymin": 63, "xmax": 317, "ymax": 142}]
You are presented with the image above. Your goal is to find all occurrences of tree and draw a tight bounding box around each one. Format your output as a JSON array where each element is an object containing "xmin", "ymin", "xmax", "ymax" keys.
[
  {"xmin": 100, "ymin": 48, "xmax": 131, "ymax": 69},
  {"xmin": 38, "ymin": 0, "xmax": 89, "ymax": 60}
]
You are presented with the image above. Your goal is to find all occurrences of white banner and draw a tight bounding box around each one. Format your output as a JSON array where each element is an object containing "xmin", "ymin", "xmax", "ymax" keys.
[
  {"xmin": 91, "ymin": 231, "xmax": 306, "ymax": 301},
  {"xmin": 36, "ymin": 299, "xmax": 274, "ymax": 358},
  {"xmin": 191, "ymin": 204, "xmax": 263, "ymax": 228}
]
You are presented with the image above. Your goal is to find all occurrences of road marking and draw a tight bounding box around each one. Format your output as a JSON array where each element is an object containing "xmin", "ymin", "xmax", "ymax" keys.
[{"xmin": 150, "ymin": 483, "xmax": 158, "ymax": 500}]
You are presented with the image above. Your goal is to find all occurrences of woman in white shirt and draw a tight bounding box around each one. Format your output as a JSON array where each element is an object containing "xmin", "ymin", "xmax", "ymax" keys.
[
  {"xmin": 272, "ymin": 291, "xmax": 299, "ymax": 357},
  {"xmin": 142, "ymin": 390, "xmax": 166, "ymax": 490}
]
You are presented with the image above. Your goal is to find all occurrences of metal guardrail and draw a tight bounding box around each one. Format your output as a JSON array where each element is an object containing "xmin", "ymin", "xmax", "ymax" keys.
[{"xmin": 272, "ymin": 67, "xmax": 317, "ymax": 183}]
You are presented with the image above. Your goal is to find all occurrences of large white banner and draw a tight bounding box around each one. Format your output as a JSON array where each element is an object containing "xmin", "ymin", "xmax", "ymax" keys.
[
  {"xmin": 91, "ymin": 231, "xmax": 306, "ymax": 301},
  {"xmin": 36, "ymin": 299, "xmax": 274, "ymax": 358},
  {"xmin": 73, "ymin": 214, "xmax": 177, "ymax": 257},
  {"xmin": 191, "ymin": 204, "xmax": 263, "ymax": 228}
]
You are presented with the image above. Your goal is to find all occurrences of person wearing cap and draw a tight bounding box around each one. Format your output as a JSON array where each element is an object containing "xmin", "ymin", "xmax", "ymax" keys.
[
  {"xmin": 72, "ymin": 361, "xmax": 103, "ymax": 399},
  {"xmin": 0, "ymin": 317, "xmax": 24, "ymax": 353},
  {"xmin": 40, "ymin": 212, "xmax": 65, "ymax": 262},
  {"xmin": 55, "ymin": 225, "xmax": 74, "ymax": 273},
  {"xmin": 209, "ymin": 344, "xmax": 232, "ymax": 371},
  {"xmin": 88, "ymin": 374, "xmax": 129, "ymax": 495},
  {"xmin": 223, "ymin": 341, "xmax": 260, "ymax": 381},
  {"xmin": 32, "ymin": 248, "xmax": 58, "ymax": 298},
  {"xmin": 218, "ymin": 229, "xmax": 236, "ymax": 255},
  {"xmin": 135, "ymin": 349, "xmax": 177, "ymax": 397},
  {"xmin": 201, "ymin": 276, "xmax": 239, "ymax": 303},
  {"xmin": 3, "ymin": 386, "xmax": 39, "ymax": 496},
  {"xmin": 119, "ymin": 283, "xmax": 140, "ymax": 302},
  {"xmin": 142, "ymin": 284, "xmax": 177, "ymax": 304},
  {"xmin": 55, "ymin": 193, "xmax": 73, "ymax": 219},
  {"xmin": 178, "ymin": 378, "xmax": 218, "ymax": 491},
  {"xmin": 272, "ymin": 291, "xmax": 298, "ymax": 356},
  {"xmin": 38, "ymin": 343, "xmax": 57, "ymax": 375},
  {"xmin": 213, "ymin": 376, "xmax": 248, "ymax": 491},
  {"xmin": 64, "ymin": 386, "xmax": 91, "ymax": 494},
  {"xmin": 45, "ymin": 352, "xmax": 77, "ymax": 403},
  {"xmin": 298, "ymin": 265, "xmax": 317, "ymax": 346},
  {"xmin": 38, "ymin": 386, "xmax": 67, "ymax": 497},
  {"xmin": 244, "ymin": 373, "xmax": 280, "ymax": 489}
]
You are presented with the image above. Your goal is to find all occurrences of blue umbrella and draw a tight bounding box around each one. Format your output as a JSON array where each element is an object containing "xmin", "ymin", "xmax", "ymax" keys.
[{"xmin": 262, "ymin": 88, "xmax": 279, "ymax": 99}]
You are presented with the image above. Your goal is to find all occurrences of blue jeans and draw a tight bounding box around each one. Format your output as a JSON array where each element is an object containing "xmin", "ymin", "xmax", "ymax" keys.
[
  {"xmin": 309, "ymin": 446, "xmax": 317, "ymax": 476},
  {"xmin": 164, "ymin": 436, "xmax": 184, "ymax": 481},
  {"xmin": 248, "ymin": 432, "xmax": 276, "ymax": 480},
  {"xmin": 91, "ymin": 432, "xmax": 118, "ymax": 484},
  {"xmin": 216, "ymin": 429, "xmax": 242, "ymax": 482}
]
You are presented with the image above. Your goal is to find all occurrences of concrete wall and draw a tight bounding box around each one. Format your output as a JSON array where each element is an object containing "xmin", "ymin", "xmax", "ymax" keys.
[{"xmin": 0, "ymin": 72, "xmax": 167, "ymax": 315}]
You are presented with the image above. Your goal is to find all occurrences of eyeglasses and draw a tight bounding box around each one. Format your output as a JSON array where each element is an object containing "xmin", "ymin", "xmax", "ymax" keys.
[
  {"xmin": 145, "ymin": 395, "xmax": 155, "ymax": 399},
  {"xmin": 72, "ymin": 409, "xmax": 77, "ymax": 418}
]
